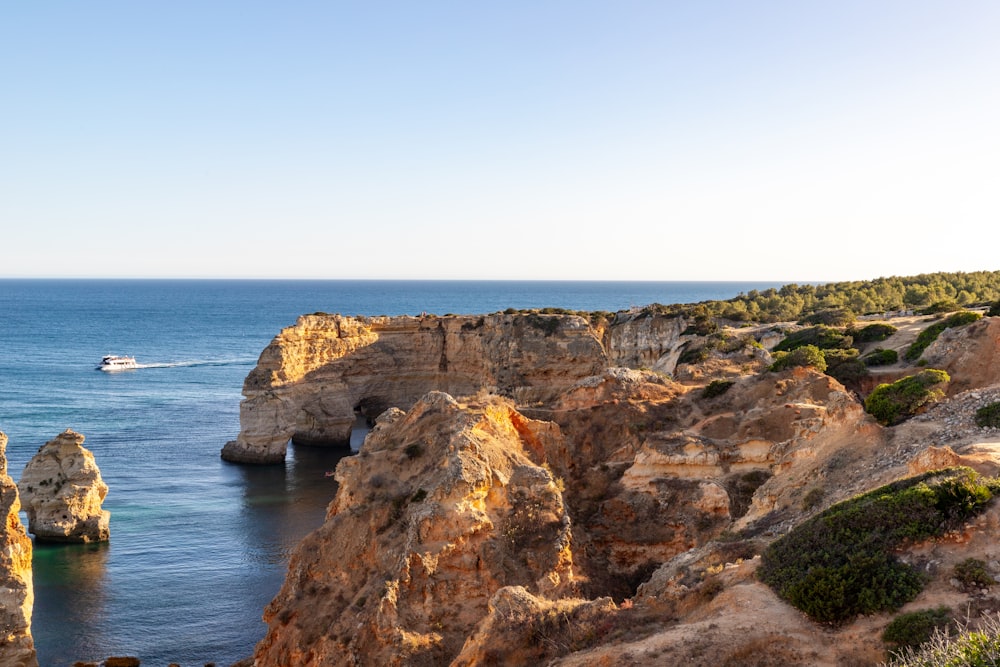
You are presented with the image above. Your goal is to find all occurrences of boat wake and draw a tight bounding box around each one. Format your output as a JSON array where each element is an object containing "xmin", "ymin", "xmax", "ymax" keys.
[{"xmin": 136, "ymin": 358, "xmax": 258, "ymax": 369}]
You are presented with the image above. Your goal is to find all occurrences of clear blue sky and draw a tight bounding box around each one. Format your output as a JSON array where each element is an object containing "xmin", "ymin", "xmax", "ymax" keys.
[{"xmin": 3, "ymin": 2, "xmax": 998, "ymax": 281}]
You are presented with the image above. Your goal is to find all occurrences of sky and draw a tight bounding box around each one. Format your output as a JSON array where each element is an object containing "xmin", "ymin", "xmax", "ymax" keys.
[{"xmin": 3, "ymin": 2, "xmax": 999, "ymax": 281}]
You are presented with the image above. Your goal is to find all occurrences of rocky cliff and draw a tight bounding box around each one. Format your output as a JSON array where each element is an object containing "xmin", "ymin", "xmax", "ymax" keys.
[
  {"xmin": 18, "ymin": 430, "xmax": 110, "ymax": 543},
  {"xmin": 221, "ymin": 312, "xmax": 675, "ymax": 464},
  {"xmin": 253, "ymin": 391, "xmax": 577, "ymax": 665},
  {"xmin": 242, "ymin": 310, "xmax": 1000, "ymax": 665},
  {"xmin": 0, "ymin": 433, "xmax": 37, "ymax": 667}
]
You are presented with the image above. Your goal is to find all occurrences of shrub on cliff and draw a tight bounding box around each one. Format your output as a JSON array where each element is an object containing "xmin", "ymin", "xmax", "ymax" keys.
[
  {"xmin": 953, "ymin": 557, "xmax": 996, "ymax": 592},
  {"xmin": 850, "ymin": 322, "xmax": 898, "ymax": 343},
  {"xmin": 882, "ymin": 607, "xmax": 953, "ymax": 653},
  {"xmin": 769, "ymin": 345, "xmax": 827, "ymax": 373},
  {"xmin": 863, "ymin": 348, "xmax": 899, "ymax": 367},
  {"xmin": 802, "ymin": 308, "xmax": 855, "ymax": 326},
  {"xmin": 822, "ymin": 348, "xmax": 868, "ymax": 386},
  {"xmin": 703, "ymin": 379, "xmax": 734, "ymax": 399},
  {"xmin": 683, "ymin": 313, "xmax": 719, "ymax": 336},
  {"xmin": 523, "ymin": 313, "xmax": 561, "ymax": 336},
  {"xmin": 975, "ymin": 401, "xmax": 1000, "ymax": 429},
  {"xmin": 883, "ymin": 613, "xmax": 1000, "ymax": 667},
  {"xmin": 759, "ymin": 468, "xmax": 998, "ymax": 625},
  {"xmin": 904, "ymin": 311, "xmax": 983, "ymax": 361},
  {"xmin": 920, "ymin": 300, "xmax": 961, "ymax": 315},
  {"xmin": 773, "ymin": 325, "xmax": 853, "ymax": 353},
  {"xmin": 864, "ymin": 369, "xmax": 950, "ymax": 425}
]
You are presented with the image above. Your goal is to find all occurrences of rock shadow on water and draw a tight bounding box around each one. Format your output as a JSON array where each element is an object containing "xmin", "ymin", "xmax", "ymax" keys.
[
  {"xmin": 31, "ymin": 540, "xmax": 111, "ymax": 665},
  {"xmin": 235, "ymin": 441, "xmax": 354, "ymax": 566}
]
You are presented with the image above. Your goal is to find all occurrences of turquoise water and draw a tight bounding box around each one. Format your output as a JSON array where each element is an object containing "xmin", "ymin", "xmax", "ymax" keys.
[{"xmin": 0, "ymin": 279, "xmax": 783, "ymax": 665}]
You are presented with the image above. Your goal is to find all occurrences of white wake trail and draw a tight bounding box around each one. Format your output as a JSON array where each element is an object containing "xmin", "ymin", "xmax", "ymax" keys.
[{"xmin": 135, "ymin": 358, "xmax": 257, "ymax": 369}]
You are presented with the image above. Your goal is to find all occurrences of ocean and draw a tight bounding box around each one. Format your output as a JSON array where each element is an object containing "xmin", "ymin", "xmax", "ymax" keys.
[{"xmin": 0, "ymin": 279, "xmax": 785, "ymax": 665}]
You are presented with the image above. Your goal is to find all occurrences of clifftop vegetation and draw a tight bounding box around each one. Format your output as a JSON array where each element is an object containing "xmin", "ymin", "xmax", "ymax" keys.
[{"xmin": 640, "ymin": 271, "xmax": 1000, "ymax": 324}]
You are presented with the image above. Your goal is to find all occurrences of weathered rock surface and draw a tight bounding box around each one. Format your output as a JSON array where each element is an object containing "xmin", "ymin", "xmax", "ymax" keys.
[
  {"xmin": 18, "ymin": 430, "xmax": 110, "ymax": 543},
  {"xmin": 923, "ymin": 316, "xmax": 1000, "ymax": 395},
  {"xmin": 253, "ymin": 392, "xmax": 576, "ymax": 665},
  {"xmin": 222, "ymin": 312, "xmax": 616, "ymax": 463},
  {"xmin": 0, "ymin": 432, "xmax": 37, "ymax": 667}
]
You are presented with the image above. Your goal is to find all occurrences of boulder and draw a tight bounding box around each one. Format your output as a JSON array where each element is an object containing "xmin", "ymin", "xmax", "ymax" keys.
[{"xmin": 18, "ymin": 430, "xmax": 110, "ymax": 543}]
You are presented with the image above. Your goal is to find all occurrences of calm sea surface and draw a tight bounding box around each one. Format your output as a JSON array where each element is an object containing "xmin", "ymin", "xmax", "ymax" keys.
[{"xmin": 0, "ymin": 279, "xmax": 784, "ymax": 665}]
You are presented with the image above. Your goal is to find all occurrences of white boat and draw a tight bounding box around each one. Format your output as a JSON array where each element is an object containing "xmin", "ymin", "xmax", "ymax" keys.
[{"xmin": 96, "ymin": 355, "xmax": 138, "ymax": 371}]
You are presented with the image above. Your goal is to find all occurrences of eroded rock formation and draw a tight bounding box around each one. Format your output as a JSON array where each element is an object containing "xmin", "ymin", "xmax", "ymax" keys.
[
  {"xmin": 0, "ymin": 432, "xmax": 37, "ymax": 667},
  {"xmin": 222, "ymin": 313, "xmax": 613, "ymax": 463},
  {"xmin": 253, "ymin": 392, "xmax": 576, "ymax": 665},
  {"xmin": 18, "ymin": 430, "xmax": 110, "ymax": 543},
  {"xmin": 923, "ymin": 316, "xmax": 1000, "ymax": 395}
]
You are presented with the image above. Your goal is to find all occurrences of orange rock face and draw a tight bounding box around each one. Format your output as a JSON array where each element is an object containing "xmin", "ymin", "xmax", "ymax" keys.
[
  {"xmin": 253, "ymin": 392, "xmax": 577, "ymax": 666},
  {"xmin": 0, "ymin": 432, "xmax": 37, "ymax": 666},
  {"xmin": 222, "ymin": 313, "xmax": 610, "ymax": 464}
]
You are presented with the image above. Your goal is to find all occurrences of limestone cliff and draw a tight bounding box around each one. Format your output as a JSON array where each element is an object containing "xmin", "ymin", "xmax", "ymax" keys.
[
  {"xmin": 222, "ymin": 313, "xmax": 612, "ymax": 464},
  {"xmin": 923, "ymin": 316, "xmax": 1000, "ymax": 395},
  {"xmin": 0, "ymin": 432, "xmax": 37, "ymax": 667},
  {"xmin": 252, "ymin": 392, "xmax": 576, "ymax": 665},
  {"xmin": 18, "ymin": 430, "xmax": 110, "ymax": 543}
]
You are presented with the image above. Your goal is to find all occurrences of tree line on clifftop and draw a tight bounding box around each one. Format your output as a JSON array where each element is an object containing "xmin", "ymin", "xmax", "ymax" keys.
[{"xmin": 638, "ymin": 270, "xmax": 1000, "ymax": 324}]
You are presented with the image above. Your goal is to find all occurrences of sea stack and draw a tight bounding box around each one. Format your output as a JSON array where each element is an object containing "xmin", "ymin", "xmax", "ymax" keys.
[
  {"xmin": 0, "ymin": 432, "xmax": 38, "ymax": 666},
  {"xmin": 18, "ymin": 430, "xmax": 110, "ymax": 543}
]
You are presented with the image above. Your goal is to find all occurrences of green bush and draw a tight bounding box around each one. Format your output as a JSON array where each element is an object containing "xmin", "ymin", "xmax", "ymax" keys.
[
  {"xmin": 883, "ymin": 613, "xmax": 1000, "ymax": 667},
  {"xmin": 703, "ymin": 379, "xmax": 735, "ymax": 399},
  {"xmin": 921, "ymin": 300, "xmax": 961, "ymax": 315},
  {"xmin": 954, "ymin": 558, "xmax": 996, "ymax": 591},
  {"xmin": 905, "ymin": 311, "xmax": 983, "ymax": 361},
  {"xmin": 524, "ymin": 313, "xmax": 562, "ymax": 336},
  {"xmin": 851, "ymin": 323, "xmax": 898, "ymax": 343},
  {"xmin": 989, "ymin": 300, "xmax": 1000, "ymax": 317},
  {"xmin": 864, "ymin": 369, "xmax": 950, "ymax": 425},
  {"xmin": 678, "ymin": 342, "xmax": 709, "ymax": 365},
  {"xmin": 801, "ymin": 487, "xmax": 825, "ymax": 511},
  {"xmin": 773, "ymin": 325, "xmax": 853, "ymax": 353},
  {"xmin": 770, "ymin": 345, "xmax": 827, "ymax": 372},
  {"xmin": 975, "ymin": 402, "xmax": 1000, "ymax": 429},
  {"xmin": 758, "ymin": 468, "xmax": 997, "ymax": 625},
  {"xmin": 802, "ymin": 308, "xmax": 855, "ymax": 326},
  {"xmin": 882, "ymin": 607, "xmax": 952, "ymax": 652},
  {"xmin": 864, "ymin": 348, "xmax": 899, "ymax": 367},
  {"xmin": 823, "ymin": 348, "xmax": 868, "ymax": 385},
  {"xmin": 683, "ymin": 314, "xmax": 720, "ymax": 336}
]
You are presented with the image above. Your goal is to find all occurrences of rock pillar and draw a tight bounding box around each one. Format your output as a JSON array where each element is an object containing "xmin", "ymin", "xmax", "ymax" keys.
[{"xmin": 18, "ymin": 430, "xmax": 110, "ymax": 543}]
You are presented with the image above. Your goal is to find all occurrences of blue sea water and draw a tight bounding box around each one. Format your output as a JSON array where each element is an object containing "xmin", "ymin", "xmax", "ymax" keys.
[{"xmin": 0, "ymin": 279, "xmax": 785, "ymax": 665}]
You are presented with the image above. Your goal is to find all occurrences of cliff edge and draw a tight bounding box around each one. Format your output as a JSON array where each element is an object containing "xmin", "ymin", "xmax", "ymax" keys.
[{"xmin": 222, "ymin": 311, "xmax": 686, "ymax": 464}]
